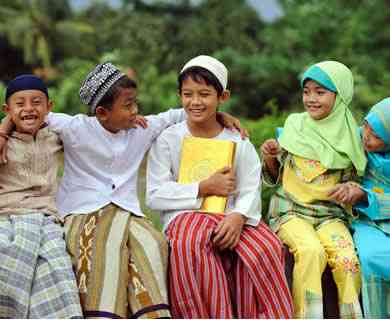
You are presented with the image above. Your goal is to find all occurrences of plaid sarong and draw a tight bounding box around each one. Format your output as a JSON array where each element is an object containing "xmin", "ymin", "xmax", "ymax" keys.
[{"xmin": 0, "ymin": 213, "xmax": 82, "ymax": 318}]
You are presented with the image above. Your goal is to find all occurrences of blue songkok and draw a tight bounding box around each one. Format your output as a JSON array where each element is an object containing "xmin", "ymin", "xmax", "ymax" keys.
[{"xmin": 5, "ymin": 74, "xmax": 48, "ymax": 102}]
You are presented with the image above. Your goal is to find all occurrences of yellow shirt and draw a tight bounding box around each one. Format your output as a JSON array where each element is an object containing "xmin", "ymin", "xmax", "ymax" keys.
[{"xmin": 282, "ymin": 155, "xmax": 341, "ymax": 204}]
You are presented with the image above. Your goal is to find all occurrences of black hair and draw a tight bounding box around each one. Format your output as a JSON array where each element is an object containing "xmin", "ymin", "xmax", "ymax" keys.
[
  {"xmin": 97, "ymin": 75, "xmax": 137, "ymax": 111},
  {"xmin": 178, "ymin": 66, "xmax": 223, "ymax": 97}
]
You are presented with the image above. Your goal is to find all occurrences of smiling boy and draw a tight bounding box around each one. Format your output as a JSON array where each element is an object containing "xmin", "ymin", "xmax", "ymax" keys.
[
  {"xmin": 0, "ymin": 75, "xmax": 82, "ymax": 318},
  {"xmin": 146, "ymin": 55, "xmax": 293, "ymax": 318}
]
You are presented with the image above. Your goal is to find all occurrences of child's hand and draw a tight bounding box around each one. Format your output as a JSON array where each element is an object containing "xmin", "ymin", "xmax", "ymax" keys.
[
  {"xmin": 328, "ymin": 183, "xmax": 367, "ymax": 205},
  {"xmin": 134, "ymin": 115, "xmax": 148, "ymax": 128},
  {"xmin": 329, "ymin": 184, "xmax": 351, "ymax": 203},
  {"xmin": 216, "ymin": 112, "xmax": 249, "ymax": 140},
  {"xmin": 213, "ymin": 213, "xmax": 246, "ymax": 250},
  {"xmin": 0, "ymin": 135, "xmax": 8, "ymax": 164},
  {"xmin": 260, "ymin": 139, "xmax": 280, "ymax": 158},
  {"xmin": 199, "ymin": 167, "xmax": 236, "ymax": 197}
]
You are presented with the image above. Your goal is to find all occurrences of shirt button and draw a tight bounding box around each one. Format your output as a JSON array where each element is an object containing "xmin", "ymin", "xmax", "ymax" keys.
[{"xmin": 112, "ymin": 184, "xmax": 115, "ymax": 189}]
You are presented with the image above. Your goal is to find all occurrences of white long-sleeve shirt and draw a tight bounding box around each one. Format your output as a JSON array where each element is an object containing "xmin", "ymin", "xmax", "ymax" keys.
[
  {"xmin": 47, "ymin": 109, "xmax": 185, "ymax": 218},
  {"xmin": 146, "ymin": 121, "xmax": 262, "ymax": 231}
]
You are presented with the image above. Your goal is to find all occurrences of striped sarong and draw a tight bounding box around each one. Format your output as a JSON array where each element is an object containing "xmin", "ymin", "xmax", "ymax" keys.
[
  {"xmin": 166, "ymin": 212, "xmax": 294, "ymax": 318},
  {"xmin": 0, "ymin": 213, "xmax": 82, "ymax": 318},
  {"xmin": 64, "ymin": 204, "xmax": 170, "ymax": 319}
]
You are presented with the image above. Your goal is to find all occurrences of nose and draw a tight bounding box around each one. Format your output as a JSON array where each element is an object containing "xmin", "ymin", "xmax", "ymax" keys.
[
  {"xmin": 23, "ymin": 101, "xmax": 34, "ymax": 112},
  {"xmin": 131, "ymin": 104, "xmax": 138, "ymax": 116},
  {"xmin": 191, "ymin": 94, "xmax": 201, "ymax": 105},
  {"xmin": 307, "ymin": 92, "xmax": 317, "ymax": 102}
]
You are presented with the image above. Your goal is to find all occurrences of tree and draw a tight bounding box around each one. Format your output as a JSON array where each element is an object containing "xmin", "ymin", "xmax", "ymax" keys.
[{"xmin": 0, "ymin": 0, "xmax": 93, "ymax": 69}]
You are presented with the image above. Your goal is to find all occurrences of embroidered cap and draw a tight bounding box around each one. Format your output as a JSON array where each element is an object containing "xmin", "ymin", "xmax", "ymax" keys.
[
  {"xmin": 180, "ymin": 55, "xmax": 228, "ymax": 90},
  {"xmin": 79, "ymin": 62, "xmax": 125, "ymax": 114}
]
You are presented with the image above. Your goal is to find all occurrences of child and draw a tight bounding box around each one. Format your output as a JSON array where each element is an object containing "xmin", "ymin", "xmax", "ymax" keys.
[
  {"xmin": 0, "ymin": 75, "xmax": 82, "ymax": 318},
  {"xmin": 261, "ymin": 61, "xmax": 366, "ymax": 318},
  {"xmin": 0, "ymin": 63, "xmax": 244, "ymax": 318},
  {"xmin": 332, "ymin": 98, "xmax": 390, "ymax": 318},
  {"xmin": 146, "ymin": 55, "xmax": 293, "ymax": 318}
]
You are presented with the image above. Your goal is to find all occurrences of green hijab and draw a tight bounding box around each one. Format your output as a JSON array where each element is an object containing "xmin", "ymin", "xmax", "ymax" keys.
[{"xmin": 278, "ymin": 61, "xmax": 367, "ymax": 176}]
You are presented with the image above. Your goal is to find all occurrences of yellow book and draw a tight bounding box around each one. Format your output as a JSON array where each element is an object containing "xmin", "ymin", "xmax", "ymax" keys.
[{"xmin": 178, "ymin": 136, "xmax": 236, "ymax": 214}]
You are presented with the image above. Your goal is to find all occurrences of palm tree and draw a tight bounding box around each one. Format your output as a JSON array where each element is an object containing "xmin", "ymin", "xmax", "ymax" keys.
[{"xmin": 0, "ymin": 0, "xmax": 93, "ymax": 69}]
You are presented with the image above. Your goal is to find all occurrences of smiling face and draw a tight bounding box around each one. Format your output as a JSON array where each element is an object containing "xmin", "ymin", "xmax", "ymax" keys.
[
  {"xmin": 96, "ymin": 87, "xmax": 138, "ymax": 133},
  {"xmin": 180, "ymin": 76, "xmax": 229, "ymax": 126},
  {"xmin": 302, "ymin": 80, "xmax": 336, "ymax": 120},
  {"xmin": 3, "ymin": 89, "xmax": 52, "ymax": 136},
  {"xmin": 362, "ymin": 122, "xmax": 386, "ymax": 152}
]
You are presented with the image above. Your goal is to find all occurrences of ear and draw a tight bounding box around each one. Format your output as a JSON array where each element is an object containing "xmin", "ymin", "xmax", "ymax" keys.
[
  {"xmin": 219, "ymin": 90, "xmax": 231, "ymax": 103},
  {"xmin": 47, "ymin": 100, "xmax": 54, "ymax": 113},
  {"xmin": 95, "ymin": 106, "xmax": 109, "ymax": 120},
  {"xmin": 2, "ymin": 103, "xmax": 10, "ymax": 114}
]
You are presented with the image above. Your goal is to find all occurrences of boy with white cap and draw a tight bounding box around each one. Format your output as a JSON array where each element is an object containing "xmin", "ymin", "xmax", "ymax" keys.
[
  {"xmin": 0, "ymin": 75, "xmax": 82, "ymax": 318},
  {"xmin": 146, "ymin": 55, "xmax": 293, "ymax": 318}
]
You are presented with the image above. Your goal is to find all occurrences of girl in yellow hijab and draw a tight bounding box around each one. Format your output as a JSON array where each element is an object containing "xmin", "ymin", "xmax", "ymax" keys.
[{"xmin": 261, "ymin": 61, "xmax": 365, "ymax": 318}]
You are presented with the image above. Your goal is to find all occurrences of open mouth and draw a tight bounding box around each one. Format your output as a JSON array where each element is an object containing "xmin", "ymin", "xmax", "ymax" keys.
[
  {"xmin": 21, "ymin": 115, "xmax": 39, "ymax": 125},
  {"xmin": 307, "ymin": 105, "xmax": 321, "ymax": 112},
  {"xmin": 189, "ymin": 108, "xmax": 206, "ymax": 116}
]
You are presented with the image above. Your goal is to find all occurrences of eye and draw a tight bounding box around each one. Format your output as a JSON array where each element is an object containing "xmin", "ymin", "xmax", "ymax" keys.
[{"xmin": 317, "ymin": 90, "xmax": 325, "ymax": 95}]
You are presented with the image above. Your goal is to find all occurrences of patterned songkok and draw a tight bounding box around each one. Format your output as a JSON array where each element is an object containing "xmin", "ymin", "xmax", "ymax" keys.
[{"xmin": 79, "ymin": 62, "xmax": 125, "ymax": 114}]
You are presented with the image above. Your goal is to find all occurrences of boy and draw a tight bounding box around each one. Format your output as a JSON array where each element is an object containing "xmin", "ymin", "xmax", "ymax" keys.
[
  {"xmin": 0, "ymin": 62, "xmax": 243, "ymax": 318},
  {"xmin": 0, "ymin": 75, "xmax": 82, "ymax": 318},
  {"xmin": 146, "ymin": 55, "xmax": 293, "ymax": 318}
]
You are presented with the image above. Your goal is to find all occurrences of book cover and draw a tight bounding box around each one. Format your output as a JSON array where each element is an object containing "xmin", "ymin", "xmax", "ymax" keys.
[{"xmin": 178, "ymin": 136, "xmax": 236, "ymax": 214}]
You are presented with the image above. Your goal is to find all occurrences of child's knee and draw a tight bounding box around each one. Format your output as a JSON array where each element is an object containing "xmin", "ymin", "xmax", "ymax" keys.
[
  {"xmin": 331, "ymin": 251, "xmax": 360, "ymax": 275},
  {"xmin": 294, "ymin": 242, "xmax": 327, "ymax": 267},
  {"xmin": 169, "ymin": 229, "xmax": 212, "ymax": 256}
]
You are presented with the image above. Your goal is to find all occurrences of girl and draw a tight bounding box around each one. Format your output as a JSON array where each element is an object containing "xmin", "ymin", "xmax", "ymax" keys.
[
  {"xmin": 146, "ymin": 55, "xmax": 293, "ymax": 318},
  {"xmin": 333, "ymin": 98, "xmax": 390, "ymax": 318},
  {"xmin": 261, "ymin": 60, "xmax": 366, "ymax": 318}
]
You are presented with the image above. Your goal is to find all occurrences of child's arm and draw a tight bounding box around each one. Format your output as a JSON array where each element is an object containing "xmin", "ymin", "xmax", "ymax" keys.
[
  {"xmin": 213, "ymin": 140, "xmax": 262, "ymax": 250},
  {"xmin": 216, "ymin": 112, "xmax": 249, "ymax": 139},
  {"xmin": 145, "ymin": 108, "xmax": 247, "ymax": 143},
  {"xmin": 329, "ymin": 182, "xmax": 368, "ymax": 206},
  {"xmin": 0, "ymin": 115, "xmax": 14, "ymax": 163},
  {"xmin": 146, "ymin": 134, "xmax": 203, "ymax": 211},
  {"xmin": 146, "ymin": 135, "xmax": 236, "ymax": 212},
  {"xmin": 260, "ymin": 138, "xmax": 281, "ymax": 181}
]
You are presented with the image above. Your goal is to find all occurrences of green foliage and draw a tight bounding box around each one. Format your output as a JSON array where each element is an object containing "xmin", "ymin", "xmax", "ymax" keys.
[
  {"xmin": 49, "ymin": 58, "xmax": 95, "ymax": 114},
  {"xmin": 137, "ymin": 65, "xmax": 180, "ymax": 115},
  {"xmin": 0, "ymin": 0, "xmax": 93, "ymax": 68}
]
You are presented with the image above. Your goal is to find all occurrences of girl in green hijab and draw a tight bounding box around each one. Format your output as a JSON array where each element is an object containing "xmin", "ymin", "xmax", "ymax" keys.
[{"xmin": 261, "ymin": 61, "xmax": 365, "ymax": 318}]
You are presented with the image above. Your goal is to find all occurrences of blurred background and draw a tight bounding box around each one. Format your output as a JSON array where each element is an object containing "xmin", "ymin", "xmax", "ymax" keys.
[{"xmin": 0, "ymin": 0, "xmax": 389, "ymax": 226}]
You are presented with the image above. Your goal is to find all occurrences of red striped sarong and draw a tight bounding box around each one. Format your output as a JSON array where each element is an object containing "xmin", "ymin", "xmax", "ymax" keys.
[{"xmin": 166, "ymin": 212, "xmax": 293, "ymax": 318}]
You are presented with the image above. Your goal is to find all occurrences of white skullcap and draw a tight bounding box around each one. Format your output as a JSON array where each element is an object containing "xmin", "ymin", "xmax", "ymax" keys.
[{"xmin": 180, "ymin": 55, "xmax": 228, "ymax": 90}]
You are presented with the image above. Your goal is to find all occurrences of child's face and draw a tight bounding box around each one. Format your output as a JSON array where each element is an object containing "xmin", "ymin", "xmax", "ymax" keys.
[
  {"xmin": 362, "ymin": 122, "xmax": 386, "ymax": 152},
  {"xmin": 180, "ymin": 77, "xmax": 228, "ymax": 125},
  {"xmin": 302, "ymin": 80, "xmax": 336, "ymax": 120},
  {"xmin": 98, "ymin": 87, "xmax": 138, "ymax": 133},
  {"xmin": 3, "ymin": 89, "xmax": 52, "ymax": 136}
]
